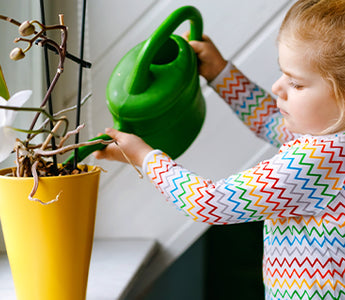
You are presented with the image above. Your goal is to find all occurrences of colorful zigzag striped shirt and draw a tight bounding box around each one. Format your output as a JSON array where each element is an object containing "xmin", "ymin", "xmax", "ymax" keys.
[{"xmin": 142, "ymin": 62, "xmax": 345, "ymax": 299}]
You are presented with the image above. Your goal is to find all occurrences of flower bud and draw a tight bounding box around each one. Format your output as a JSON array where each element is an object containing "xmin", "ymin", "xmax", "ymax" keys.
[
  {"xmin": 10, "ymin": 47, "xmax": 25, "ymax": 61},
  {"xmin": 18, "ymin": 21, "xmax": 35, "ymax": 36}
]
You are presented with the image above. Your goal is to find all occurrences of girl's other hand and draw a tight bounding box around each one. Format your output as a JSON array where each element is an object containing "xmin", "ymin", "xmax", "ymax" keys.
[
  {"xmin": 183, "ymin": 32, "xmax": 227, "ymax": 82},
  {"xmin": 93, "ymin": 128, "xmax": 153, "ymax": 167}
]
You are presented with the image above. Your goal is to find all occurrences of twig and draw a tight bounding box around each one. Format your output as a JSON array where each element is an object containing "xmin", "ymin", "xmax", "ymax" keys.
[
  {"xmin": 15, "ymin": 146, "xmax": 20, "ymax": 177},
  {"xmin": 27, "ymin": 18, "xmax": 68, "ymax": 141},
  {"xmin": 14, "ymin": 141, "xmax": 32, "ymax": 177},
  {"xmin": 114, "ymin": 141, "xmax": 143, "ymax": 179},
  {"xmin": 41, "ymin": 119, "xmax": 65, "ymax": 150},
  {"xmin": 0, "ymin": 15, "xmax": 91, "ymax": 68},
  {"xmin": 29, "ymin": 160, "xmax": 59, "ymax": 205},
  {"xmin": 0, "ymin": 15, "xmax": 21, "ymax": 26},
  {"xmin": 40, "ymin": 0, "xmax": 57, "ymax": 173},
  {"xmin": 58, "ymin": 124, "xmax": 85, "ymax": 148},
  {"xmin": 54, "ymin": 92, "xmax": 91, "ymax": 116},
  {"xmin": 37, "ymin": 93, "xmax": 91, "ymax": 132},
  {"xmin": 34, "ymin": 139, "xmax": 115, "ymax": 157}
]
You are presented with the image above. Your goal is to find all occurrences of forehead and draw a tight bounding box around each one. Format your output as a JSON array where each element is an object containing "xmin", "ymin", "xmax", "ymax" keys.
[{"xmin": 278, "ymin": 41, "xmax": 317, "ymax": 77}]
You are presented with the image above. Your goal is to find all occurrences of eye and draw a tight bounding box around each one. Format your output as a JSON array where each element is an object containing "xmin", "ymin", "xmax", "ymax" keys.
[{"xmin": 288, "ymin": 79, "xmax": 303, "ymax": 90}]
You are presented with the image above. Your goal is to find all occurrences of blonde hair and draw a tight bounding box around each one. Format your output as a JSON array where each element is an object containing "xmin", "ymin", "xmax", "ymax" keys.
[{"xmin": 278, "ymin": 0, "xmax": 345, "ymax": 134}]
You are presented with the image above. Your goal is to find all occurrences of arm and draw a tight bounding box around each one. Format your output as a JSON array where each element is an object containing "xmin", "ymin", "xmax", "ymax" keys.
[
  {"xmin": 211, "ymin": 62, "xmax": 295, "ymax": 147},
  {"xmin": 143, "ymin": 135, "xmax": 345, "ymax": 225},
  {"xmin": 93, "ymin": 130, "xmax": 345, "ymax": 225},
  {"xmin": 188, "ymin": 34, "xmax": 295, "ymax": 147}
]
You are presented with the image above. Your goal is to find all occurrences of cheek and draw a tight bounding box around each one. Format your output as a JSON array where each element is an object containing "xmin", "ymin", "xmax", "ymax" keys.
[
  {"xmin": 310, "ymin": 90, "xmax": 339, "ymax": 117},
  {"xmin": 294, "ymin": 93, "xmax": 340, "ymax": 132},
  {"xmin": 314, "ymin": 102, "xmax": 340, "ymax": 126},
  {"xmin": 284, "ymin": 94, "xmax": 320, "ymax": 130}
]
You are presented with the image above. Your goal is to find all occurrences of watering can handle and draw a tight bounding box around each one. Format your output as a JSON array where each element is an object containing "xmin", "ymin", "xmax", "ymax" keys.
[{"xmin": 127, "ymin": 5, "xmax": 203, "ymax": 95}]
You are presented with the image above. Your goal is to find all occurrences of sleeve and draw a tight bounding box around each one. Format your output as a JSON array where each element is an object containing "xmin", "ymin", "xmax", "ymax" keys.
[
  {"xmin": 209, "ymin": 62, "xmax": 295, "ymax": 148},
  {"xmin": 143, "ymin": 136, "xmax": 345, "ymax": 225}
]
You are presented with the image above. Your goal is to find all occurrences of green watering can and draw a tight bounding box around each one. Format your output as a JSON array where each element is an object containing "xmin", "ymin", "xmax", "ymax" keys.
[{"xmin": 65, "ymin": 5, "xmax": 205, "ymax": 164}]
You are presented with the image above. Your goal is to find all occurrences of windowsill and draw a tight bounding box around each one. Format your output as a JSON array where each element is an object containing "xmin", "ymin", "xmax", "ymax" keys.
[{"xmin": 0, "ymin": 238, "xmax": 158, "ymax": 300}]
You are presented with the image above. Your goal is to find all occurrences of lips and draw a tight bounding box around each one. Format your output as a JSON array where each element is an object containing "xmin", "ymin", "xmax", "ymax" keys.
[{"xmin": 279, "ymin": 108, "xmax": 288, "ymax": 116}]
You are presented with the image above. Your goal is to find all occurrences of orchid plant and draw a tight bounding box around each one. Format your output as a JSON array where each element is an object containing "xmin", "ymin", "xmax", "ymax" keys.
[{"xmin": 0, "ymin": 14, "xmax": 116, "ymax": 204}]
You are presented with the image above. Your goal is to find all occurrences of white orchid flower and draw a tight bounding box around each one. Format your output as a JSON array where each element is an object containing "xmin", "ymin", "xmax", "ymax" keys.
[{"xmin": 0, "ymin": 90, "xmax": 32, "ymax": 162}]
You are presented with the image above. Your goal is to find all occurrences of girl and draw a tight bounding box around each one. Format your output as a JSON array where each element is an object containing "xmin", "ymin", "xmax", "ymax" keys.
[{"xmin": 94, "ymin": 0, "xmax": 345, "ymax": 299}]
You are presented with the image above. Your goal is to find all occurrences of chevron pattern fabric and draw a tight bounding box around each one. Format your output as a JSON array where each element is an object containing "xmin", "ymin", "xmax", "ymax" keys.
[
  {"xmin": 213, "ymin": 63, "xmax": 296, "ymax": 148},
  {"xmin": 142, "ymin": 63, "xmax": 345, "ymax": 299}
]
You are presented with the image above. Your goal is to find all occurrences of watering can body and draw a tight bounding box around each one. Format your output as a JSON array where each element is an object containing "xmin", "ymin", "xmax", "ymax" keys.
[
  {"xmin": 64, "ymin": 6, "xmax": 205, "ymax": 164},
  {"xmin": 106, "ymin": 32, "xmax": 205, "ymax": 159}
]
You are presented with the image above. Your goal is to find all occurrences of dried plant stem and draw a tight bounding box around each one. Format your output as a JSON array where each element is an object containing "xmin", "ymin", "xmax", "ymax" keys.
[
  {"xmin": 34, "ymin": 139, "xmax": 115, "ymax": 157},
  {"xmin": 0, "ymin": 15, "xmax": 20, "ymax": 26},
  {"xmin": 41, "ymin": 119, "xmax": 65, "ymax": 150},
  {"xmin": 27, "ymin": 18, "xmax": 67, "ymax": 141},
  {"xmin": 28, "ymin": 69, "xmax": 63, "ymax": 140},
  {"xmin": 114, "ymin": 141, "xmax": 143, "ymax": 179},
  {"xmin": 0, "ymin": 15, "xmax": 91, "ymax": 68},
  {"xmin": 29, "ymin": 160, "xmax": 59, "ymax": 205},
  {"xmin": 58, "ymin": 124, "xmax": 85, "ymax": 148},
  {"xmin": 53, "ymin": 93, "xmax": 91, "ymax": 116},
  {"xmin": 38, "ymin": 93, "xmax": 91, "ymax": 131},
  {"xmin": 14, "ymin": 141, "xmax": 31, "ymax": 177},
  {"xmin": 15, "ymin": 146, "xmax": 21, "ymax": 177}
]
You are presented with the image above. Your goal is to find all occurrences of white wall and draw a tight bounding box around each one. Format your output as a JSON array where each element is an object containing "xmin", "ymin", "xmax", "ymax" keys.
[{"xmin": 0, "ymin": 0, "xmax": 296, "ymax": 295}]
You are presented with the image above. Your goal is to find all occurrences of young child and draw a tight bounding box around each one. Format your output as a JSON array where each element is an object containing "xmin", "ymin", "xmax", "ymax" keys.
[{"xmin": 94, "ymin": 0, "xmax": 345, "ymax": 299}]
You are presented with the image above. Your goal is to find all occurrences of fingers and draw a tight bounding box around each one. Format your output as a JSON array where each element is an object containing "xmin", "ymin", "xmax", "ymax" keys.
[
  {"xmin": 182, "ymin": 31, "xmax": 211, "ymax": 41},
  {"xmin": 188, "ymin": 40, "xmax": 204, "ymax": 54},
  {"xmin": 182, "ymin": 31, "xmax": 189, "ymax": 41},
  {"xmin": 200, "ymin": 34, "xmax": 211, "ymax": 42},
  {"xmin": 92, "ymin": 128, "xmax": 153, "ymax": 166},
  {"xmin": 93, "ymin": 142, "xmax": 117, "ymax": 160},
  {"xmin": 93, "ymin": 149, "xmax": 105, "ymax": 160},
  {"xmin": 186, "ymin": 35, "xmax": 216, "ymax": 58},
  {"xmin": 92, "ymin": 128, "xmax": 123, "ymax": 161},
  {"xmin": 104, "ymin": 127, "xmax": 120, "ymax": 139}
]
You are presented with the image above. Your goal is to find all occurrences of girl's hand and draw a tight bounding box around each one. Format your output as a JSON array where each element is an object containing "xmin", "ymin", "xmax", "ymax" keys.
[
  {"xmin": 93, "ymin": 128, "xmax": 153, "ymax": 167},
  {"xmin": 183, "ymin": 33, "xmax": 227, "ymax": 82}
]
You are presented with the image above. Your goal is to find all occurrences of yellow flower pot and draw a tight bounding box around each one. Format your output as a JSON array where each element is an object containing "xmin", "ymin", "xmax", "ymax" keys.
[{"xmin": 0, "ymin": 165, "xmax": 101, "ymax": 300}]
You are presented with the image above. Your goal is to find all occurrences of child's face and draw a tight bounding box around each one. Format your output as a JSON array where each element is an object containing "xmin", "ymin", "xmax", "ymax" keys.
[{"xmin": 271, "ymin": 41, "xmax": 340, "ymax": 135}]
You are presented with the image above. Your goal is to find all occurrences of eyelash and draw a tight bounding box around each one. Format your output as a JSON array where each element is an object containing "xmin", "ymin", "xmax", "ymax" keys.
[
  {"xmin": 288, "ymin": 80, "xmax": 303, "ymax": 90},
  {"xmin": 279, "ymin": 72, "xmax": 304, "ymax": 90}
]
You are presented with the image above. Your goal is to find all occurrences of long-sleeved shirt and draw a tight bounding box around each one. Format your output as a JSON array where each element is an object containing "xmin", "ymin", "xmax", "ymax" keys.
[{"xmin": 142, "ymin": 62, "xmax": 345, "ymax": 300}]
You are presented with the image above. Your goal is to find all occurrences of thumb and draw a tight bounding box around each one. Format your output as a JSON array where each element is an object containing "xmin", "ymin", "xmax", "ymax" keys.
[
  {"xmin": 182, "ymin": 30, "xmax": 190, "ymax": 41},
  {"xmin": 104, "ymin": 127, "xmax": 122, "ymax": 139},
  {"xmin": 188, "ymin": 40, "xmax": 204, "ymax": 54}
]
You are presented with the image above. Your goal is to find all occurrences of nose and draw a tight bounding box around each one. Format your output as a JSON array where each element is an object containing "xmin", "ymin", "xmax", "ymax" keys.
[{"xmin": 271, "ymin": 75, "xmax": 287, "ymax": 100}]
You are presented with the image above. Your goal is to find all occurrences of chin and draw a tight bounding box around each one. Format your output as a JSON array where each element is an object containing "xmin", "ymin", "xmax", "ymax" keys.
[{"xmin": 285, "ymin": 124, "xmax": 304, "ymax": 135}]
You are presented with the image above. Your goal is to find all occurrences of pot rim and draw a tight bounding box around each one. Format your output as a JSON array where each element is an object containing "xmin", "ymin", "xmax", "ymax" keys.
[{"xmin": 0, "ymin": 165, "xmax": 101, "ymax": 180}]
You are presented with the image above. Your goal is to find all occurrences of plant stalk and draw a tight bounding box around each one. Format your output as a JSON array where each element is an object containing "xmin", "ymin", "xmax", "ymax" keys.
[
  {"xmin": 73, "ymin": 0, "xmax": 88, "ymax": 168},
  {"xmin": 40, "ymin": 0, "xmax": 58, "ymax": 174}
]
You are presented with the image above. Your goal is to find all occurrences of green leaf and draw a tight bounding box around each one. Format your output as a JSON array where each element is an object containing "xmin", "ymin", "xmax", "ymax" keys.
[{"xmin": 0, "ymin": 65, "xmax": 10, "ymax": 100}]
